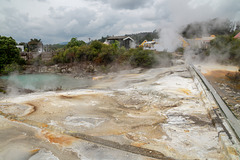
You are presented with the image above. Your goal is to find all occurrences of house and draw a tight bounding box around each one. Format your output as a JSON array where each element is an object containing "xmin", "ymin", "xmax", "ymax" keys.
[
  {"xmin": 16, "ymin": 45, "xmax": 24, "ymax": 52},
  {"xmin": 28, "ymin": 40, "xmax": 44, "ymax": 53},
  {"xmin": 106, "ymin": 36, "xmax": 134, "ymax": 49},
  {"xmin": 187, "ymin": 35, "xmax": 215, "ymax": 49},
  {"xmin": 234, "ymin": 32, "xmax": 240, "ymax": 39},
  {"xmin": 36, "ymin": 42, "xmax": 44, "ymax": 53}
]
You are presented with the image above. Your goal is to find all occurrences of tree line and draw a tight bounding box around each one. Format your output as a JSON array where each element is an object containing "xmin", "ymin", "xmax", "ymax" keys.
[
  {"xmin": 0, "ymin": 36, "xmax": 161, "ymax": 75},
  {"xmin": 52, "ymin": 38, "xmax": 157, "ymax": 68}
]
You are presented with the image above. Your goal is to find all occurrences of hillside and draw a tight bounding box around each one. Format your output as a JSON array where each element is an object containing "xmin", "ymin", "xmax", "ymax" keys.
[{"xmin": 181, "ymin": 18, "xmax": 240, "ymax": 38}]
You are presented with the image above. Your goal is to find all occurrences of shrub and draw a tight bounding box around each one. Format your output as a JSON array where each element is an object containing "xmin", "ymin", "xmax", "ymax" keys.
[
  {"xmin": 207, "ymin": 35, "xmax": 240, "ymax": 64},
  {"xmin": 95, "ymin": 44, "xmax": 115, "ymax": 65},
  {"xmin": 115, "ymin": 47, "xmax": 129, "ymax": 63},
  {"xmin": 90, "ymin": 40, "xmax": 103, "ymax": 52},
  {"xmin": 52, "ymin": 49, "xmax": 65, "ymax": 63},
  {"xmin": 66, "ymin": 38, "xmax": 86, "ymax": 48},
  {"xmin": 76, "ymin": 45, "xmax": 90, "ymax": 61},
  {"xmin": 2, "ymin": 63, "xmax": 21, "ymax": 74},
  {"xmin": 64, "ymin": 46, "xmax": 78, "ymax": 63},
  {"xmin": 129, "ymin": 48, "xmax": 156, "ymax": 68}
]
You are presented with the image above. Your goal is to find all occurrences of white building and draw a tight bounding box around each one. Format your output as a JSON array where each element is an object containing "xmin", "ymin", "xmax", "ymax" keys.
[{"xmin": 16, "ymin": 45, "xmax": 24, "ymax": 52}]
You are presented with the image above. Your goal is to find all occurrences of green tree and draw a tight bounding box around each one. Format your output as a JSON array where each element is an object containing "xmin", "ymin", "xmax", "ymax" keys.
[
  {"xmin": 112, "ymin": 40, "xmax": 120, "ymax": 49},
  {"xmin": 90, "ymin": 40, "xmax": 103, "ymax": 52},
  {"xmin": 64, "ymin": 46, "xmax": 79, "ymax": 63},
  {"xmin": 95, "ymin": 44, "xmax": 115, "ymax": 65},
  {"xmin": 66, "ymin": 38, "xmax": 86, "ymax": 48},
  {"xmin": 76, "ymin": 45, "xmax": 90, "ymax": 61},
  {"xmin": 0, "ymin": 36, "xmax": 22, "ymax": 73}
]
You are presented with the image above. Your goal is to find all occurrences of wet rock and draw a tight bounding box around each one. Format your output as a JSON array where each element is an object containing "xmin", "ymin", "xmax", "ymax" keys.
[
  {"xmin": 225, "ymin": 87, "xmax": 231, "ymax": 91},
  {"xmin": 67, "ymin": 68, "xmax": 72, "ymax": 72},
  {"xmin": 174, "ymin": 59, "xmax": 185, "ymax": 65},
  {"xmin": 29, "ymin": 149, "xmax": 59, "ymax": 160},
  {"xmin": 235, "ymin": 97, "xmax": 240, "ymax": 100},
  {"xmin": 64, "ymin": 116, "xmax": 106, "ymax": 128},
  {"xmin": 39, "ymin": 66, "xmax": 48, "ymax": 73},
  {"xmin": 222, "ymin": 97, "xmax": 228, "ymax": 100},
  {"xmin": 176, "ymin": 72, "xmax": 192, "ymax": 78},
  {"xmin": 234, "ymin": 104, "xmax": 240, "ymax": 109},
  {"xmin": 0, "ymin": 65, "xmax": 226, "ymax": 159},
  {"xmin": 86, "ymin": 65, "xmax": 95, "ymax": 73},
  {"xmin": 0, "ymin": 103, "xmax": 35, "ymax": 117}
]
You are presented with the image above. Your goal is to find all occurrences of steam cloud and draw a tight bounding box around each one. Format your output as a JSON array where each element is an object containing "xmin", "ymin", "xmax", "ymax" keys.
[{"xmin": 153, "ymin": 0, "xmax": 240, "ymax": 66}]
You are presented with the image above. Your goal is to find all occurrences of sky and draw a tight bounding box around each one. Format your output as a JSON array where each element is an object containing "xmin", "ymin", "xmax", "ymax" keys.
[{"xmin": 0, "ymin": 0, "xmax": 240, "ymax": 44}]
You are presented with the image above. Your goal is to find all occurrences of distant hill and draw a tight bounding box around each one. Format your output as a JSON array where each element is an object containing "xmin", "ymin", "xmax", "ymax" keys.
[
  {"xmin": 58, "ymin": 42, "xmax": 68, "ymax": 45},
  {"xmin": 181, "ymin": 18, "xmax": 240, "ymax": 38}
]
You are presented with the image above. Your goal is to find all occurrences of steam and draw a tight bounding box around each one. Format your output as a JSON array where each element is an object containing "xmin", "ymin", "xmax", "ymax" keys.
[
  {"xmin": 151, "ymin": 0, "xmax": 240, "ymax": 67},
  {"xmin": 182, "ymin": 18, "xmax": 239, "ymax": 66},
  {"xmin": 158, "ymin": 27, "xmax": 181, "ymax": 52},
  {"xmin": 5, "ymin": 72, "xmax": 21, "ymax": 96}
]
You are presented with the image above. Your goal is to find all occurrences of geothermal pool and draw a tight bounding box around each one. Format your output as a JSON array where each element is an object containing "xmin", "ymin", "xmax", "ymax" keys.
[
  {"xmin": 0, "ymin": 65, "xmax": 225, "ymax": 159},
  {"xmin": 0, "ymin": 73, "xmax": 92, "ymax": 92}
]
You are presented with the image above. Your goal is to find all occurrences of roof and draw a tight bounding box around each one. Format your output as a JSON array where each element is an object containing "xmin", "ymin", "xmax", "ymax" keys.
[
  {"xmin": 107, "ymin": 36, "xmax": 134, "ymax": 41},
  {"xmin": 234, "ymin": 32, "xmax": 240, "ymax": 39},
  {"xmin": 202, "ymin": 36, "xmax": 215, "ymax": 42},
  {"xmin": 194, "ymin": 36, "xmax": 215, "ymax": 42}
]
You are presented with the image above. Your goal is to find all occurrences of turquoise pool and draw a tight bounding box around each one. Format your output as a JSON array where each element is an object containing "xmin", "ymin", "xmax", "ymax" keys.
[{"xmin": 0, "ymin": 73, "xmax": 91, "ymax": 91}]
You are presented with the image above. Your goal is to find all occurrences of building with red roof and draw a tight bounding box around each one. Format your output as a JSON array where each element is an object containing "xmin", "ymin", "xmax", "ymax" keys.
[{"xmin": 234, "ymin": 32, "xmax": 240, "ymax": 39}]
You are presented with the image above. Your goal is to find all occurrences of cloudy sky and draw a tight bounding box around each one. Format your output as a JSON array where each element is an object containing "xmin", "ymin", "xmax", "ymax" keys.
[{"xmin": 0, "ymin": 0, "xmax": 239, "ymax": 44}]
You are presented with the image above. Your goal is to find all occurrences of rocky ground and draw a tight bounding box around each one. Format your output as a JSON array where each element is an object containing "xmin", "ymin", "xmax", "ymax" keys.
[
  {"xmin": 0, "ymin": 64, "xmax": 225, "ymax": 160},
  {"xmin": 203, "ymin": 69, "xmax": 240, "ymax": 119},
  {"xmin": 23, "ymin": 62, "xmax": 133, "ymax": 77}
]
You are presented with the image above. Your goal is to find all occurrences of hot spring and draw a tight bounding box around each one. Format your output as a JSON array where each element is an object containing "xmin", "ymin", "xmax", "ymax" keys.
[{"xmin": 0, "ymin": 73, "xmax": 92, "ymax": 92}]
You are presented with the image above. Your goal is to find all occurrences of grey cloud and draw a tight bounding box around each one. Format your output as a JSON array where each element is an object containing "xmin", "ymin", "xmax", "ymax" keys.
[
  {"xmin": 88, "ymin": 0, "xmax": 152, "ymax": 10},
  {"xmin": 108, "ymin": 0, "xmax": 150, "ymax": 10},
  {"xmin": 140, "ymin": 1, "xmax": 169, "ymax": 22},
  {"xmin": 46, "ymin": 7, "xmax": 98, "ymax": 42},
  {"xmin": 0, "ymin": 8, "xmax": 30, "ymax": 39},
  {"xmin": 155, "ymin": 0, "xmax": 240, "ymax": 30},
  {"xmin": 45, "ymin": 6, "xmax": 122, "ymax": 43},
  {"xmin": 0, "ymin": 5, "xmax": 98, "ymax": 43},
  {"xmin": 214, "ymin": 0, "xmax": 240, "ymax": 21},
  {"xmin": 1, "ymin": 0, "xmax": 240, "ymax": 44}
]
